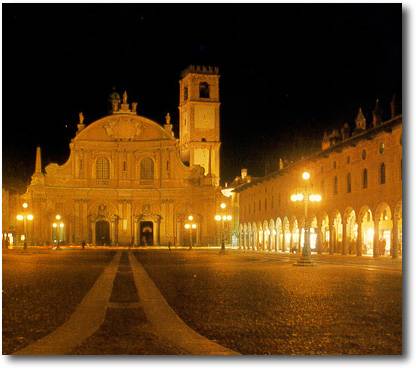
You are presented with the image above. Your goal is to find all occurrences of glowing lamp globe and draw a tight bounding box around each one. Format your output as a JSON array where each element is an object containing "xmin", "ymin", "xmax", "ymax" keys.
[{"xmin": 302, "ymin": 171, "xmax": 311, "ymax": 180}]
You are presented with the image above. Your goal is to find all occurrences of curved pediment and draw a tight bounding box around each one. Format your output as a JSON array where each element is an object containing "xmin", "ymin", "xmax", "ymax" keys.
[{"xmin": 74, "ymin": 114, "xmax": 174, "ymax": 142}]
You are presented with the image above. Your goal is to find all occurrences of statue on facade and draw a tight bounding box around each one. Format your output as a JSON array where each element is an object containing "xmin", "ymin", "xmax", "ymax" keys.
[
  {"xmin": 142, "ymin": 204, "xmax": 151, "ymax": 215},
  {"xmin": 341, "ymin": 123, "xmax": 351, "ymax": 140},
  {"xmin": 165, "ymin": 112, "xmax": 171, "ymax": 125},
  {"xmin": 98, "ymin": 204, "xmax": 107, "ymax": 217},
  {"xmin": 371, "ymin": 99, "xmax": 382, "ymax": 127},
  {"xmin": 79, "ymin": 112, "xmax": 84, "ymax": 125},
  {"xmin": 123, "ymin": 90, "xmax": 128, "ymax": 104},
  {"xmin": 321, "ymin": 131, "xmax": 330, "ymax": 150}
]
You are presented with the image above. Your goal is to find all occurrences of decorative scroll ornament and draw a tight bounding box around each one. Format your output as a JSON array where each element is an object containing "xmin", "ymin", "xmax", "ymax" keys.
[{"xmin": 103, "ymin": 117, "xmax": 144, "ymax": 139}]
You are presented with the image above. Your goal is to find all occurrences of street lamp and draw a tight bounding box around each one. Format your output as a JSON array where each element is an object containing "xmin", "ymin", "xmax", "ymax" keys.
[
  {"xmin": 53, "ymin": 214, "xmax": 65, "ymax": 249},
  {"xmin": 184, "ymin": 215, "xmax": 197, "ymax": 250},
  {"xmin": 16, "ymin": 202, "xmax": 34, "ymax": 249},
  {"xmin": 290, "ymin": 171, "xmax": 322, "ymax": 266},
  {"xmin": 215, "ymin": 202, "xmax": 232, "ymax": 253}
]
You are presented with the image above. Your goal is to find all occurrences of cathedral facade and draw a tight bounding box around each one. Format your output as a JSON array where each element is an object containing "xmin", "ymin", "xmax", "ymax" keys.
[{"xmin": 21, "ymin": 66, "xmax": 224, "ymax": 246}]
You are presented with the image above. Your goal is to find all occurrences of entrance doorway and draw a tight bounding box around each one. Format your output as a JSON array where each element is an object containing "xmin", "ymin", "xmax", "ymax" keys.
[
  {"xmin": 140, "ymin": 221, "xmax": 154, "ymax": 246},
  {"xmin": 96, "ymin": 220, "xmax": 110, "ymax": 245}
]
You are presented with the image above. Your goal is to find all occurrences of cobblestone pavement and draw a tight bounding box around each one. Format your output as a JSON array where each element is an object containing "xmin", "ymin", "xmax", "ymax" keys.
[
  {"xmin": 135, "ymin": 250, "xmax": 402, "ymax": 355},
  {"xmin": 2, "ymin": 249, "xmax": 115, "ymax": 354}
]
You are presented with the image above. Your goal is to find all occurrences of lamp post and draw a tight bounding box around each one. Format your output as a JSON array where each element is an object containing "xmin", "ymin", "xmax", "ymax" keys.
[
  {"xmin": 53, "ymin": 214, "xmax": 65, "ymax": 249},
  {"xmin": 184, "ymin": 215, "xmax": 197, "ymax": 250},
  {"xmin": 290, "ymin": 171, "xmax": 322, "ymax": 266},
  {"xmin": 215, "ymin": 202, "xmax": 232, "ymax": 253},
  {"xmin": 16, "ymin": 202, "xmax": 34, "ymax": 250}
]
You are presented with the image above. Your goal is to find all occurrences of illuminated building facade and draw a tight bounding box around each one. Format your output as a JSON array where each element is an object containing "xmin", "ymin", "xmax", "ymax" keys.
[
  {"xmin": 18, "ymin": 66, "xmax": 224, "ymax": 246},
  {"xmin": 234, "ymin": 102, "xmax": 402, "ymax": 257}
]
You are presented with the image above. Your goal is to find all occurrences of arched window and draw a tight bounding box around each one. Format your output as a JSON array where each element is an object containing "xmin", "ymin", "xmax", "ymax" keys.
[
  {"xmin": 379, "ymin": 142, "xmax": 385, "ymax": 154},
  {"xmin": 140, "ymin": 158, "xmax": 154, "ymax": 181},
  {"xmin": 362, "ymin": 168, "xmax": 368, "ymax": 189},
  {"xmin": 184, "ymin": 87, "xmax": 188, "ymax": 100},
  {"xmin": 346, "ymin": 173, "xmax": 351, "ymax": 193},
  {"xmin": 199, "ymin": 82, "xmax": 210, "ymax": 98},
  {"xmin": 380, "ymin": 163, "xmax": 386, "ymax": 184},
  {"xmin": 96, "ymin": 157, "xmax": 110, "ymax": 180},
  {"xmin": 362, "ymin": 149, "xmax": 367, "ymax": 160},
  {"xmin": 333, "ymin": 176, "xmax": 338, "ymax": 195}
]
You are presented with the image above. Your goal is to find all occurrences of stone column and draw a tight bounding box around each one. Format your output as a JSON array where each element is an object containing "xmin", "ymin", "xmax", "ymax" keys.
[
  {"xmin": 342, "ymin": 221, "xmax": 347, "ymax": 255},
  {"xmin": 91, "ymin": 220, "xmax": 96, "ymax": 245},
  {"xmin": 110, "ymin": 219, "xmax": 115, "ymax": 245},
  {"xmin": 133, "ymin": 218, "xmax": 139, "ymax": 246},
  {"xmin": 316, "ymin": 225, "xmax": 322, "ymax": 254},
  {"xmin": 329, "ymin": 226, "xmax": 334, "ymax": 255},
  {"xmin": 82, "ymin": 201, "xmax": 88, "ymax": 243},
  {"xmin": 373, "ymin": 221, "xmax": 379, "ymax": 258},
  {"xmin": 392, "ymin": 216, "xmax": 398, "ymax": 258},
  {"xmin": 156, "ymin": 219, "xmax": 161, "ymax": 246},
  {"xmin": 289, "ymin": 231, "xmax": 293, "ymax": 253},
  {"xmin": 356, "ymin": 223, "xmax": 362, "ymax": 256}
]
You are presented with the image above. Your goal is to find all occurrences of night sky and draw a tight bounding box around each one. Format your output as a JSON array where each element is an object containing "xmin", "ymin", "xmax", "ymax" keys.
[{"xmin": 2, "ymin": 4, "xmax": 402, "ymax": 190}]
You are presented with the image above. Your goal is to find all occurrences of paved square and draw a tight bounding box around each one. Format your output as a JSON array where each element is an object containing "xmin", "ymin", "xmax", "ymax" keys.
[{"xmin": 2, "ymin": 248, "xmax": 402, "ymax": 355}]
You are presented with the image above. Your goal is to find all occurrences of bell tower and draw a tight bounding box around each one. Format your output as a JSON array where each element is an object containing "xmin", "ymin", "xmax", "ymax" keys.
[{"xmin": 179, "ymin": 65, "xmax": 221, "ymax": 186}]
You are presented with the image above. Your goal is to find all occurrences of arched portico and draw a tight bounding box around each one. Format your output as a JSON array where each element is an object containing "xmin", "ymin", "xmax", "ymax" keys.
[
  {"xmin": 375, "ymin": 203, "xmax": 393, "ymax": 256},
  {"xmin": 344, "ymin": 208, "xmax": 358, "ymax": 255},
  {"xmin": 258, "ymin": 223, "xmax": 264, "ymax": 251},
  {"xmin": 269, "ymin": 219, "xmax": 275, "ymax": 251},
  {"xmin": 276, "ymin": 217, "xmax": 283, "ymax": 251},
  {"xmin": 291, "ymin": 217, "xmax": 300, "ymax": 253},
  {"xmin": 358, "ymin": 206, "xmax": 374, "ymax": 256},
  {"xmin": 252, "ymin": 223, "xmax": 258, "ymax": 250},
  {"xmin": 331, "ymin": 210, "xmax": 343, "ymax": 254},
  {"xmin": 239, "ymin": 224, "xmax": 245, "ymax": 249},
  {"xmin": 247, "ymin": 223, "xmax": 252, "ymax": 249},
  {"xmin": 310, "ymin": 216, "xmax": 318, "ymax": 252},
  {"xmin": 283, "ymin": 217, "xmax": 291, "ymax": 252},
  {"xmin": 393, "ymin": 201, "xmax": 402, "ymax": 257},
  {"xmin": 320, "ymin": 213, "xmax": 330, "ymax": 253}
]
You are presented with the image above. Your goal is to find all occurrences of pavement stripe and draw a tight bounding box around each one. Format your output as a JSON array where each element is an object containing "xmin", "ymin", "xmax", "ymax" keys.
[
  {"xmin": 107, "ymin": 302, "xmax": 141, "ymax": 309},
  {"xmin": 128, "ymin": 252, "xmax": 239, "ymax": 356},
  {"xmin": 14, "ymin": 251, "xmax": 122, "ymax": 355}
]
